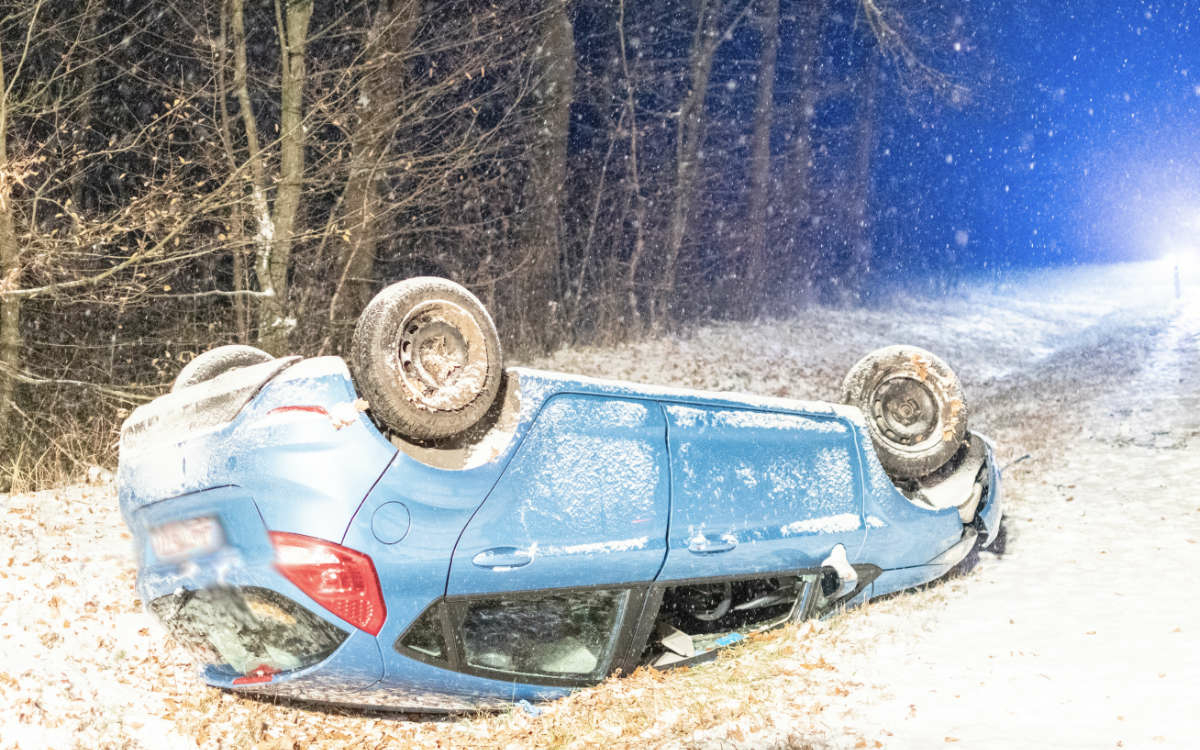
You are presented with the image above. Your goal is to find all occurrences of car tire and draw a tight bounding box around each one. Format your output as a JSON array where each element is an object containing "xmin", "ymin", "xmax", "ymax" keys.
[
  {"xmin": 840, "ymin": 345, "xmax": 967, "ymax": 480},
  {"xmin": 351, "ymin": 277, "xmax": 503, "ymax": 441},
  {"xmin": 172, "ymin": 344, "xmax": 274, "ymax": 392}
]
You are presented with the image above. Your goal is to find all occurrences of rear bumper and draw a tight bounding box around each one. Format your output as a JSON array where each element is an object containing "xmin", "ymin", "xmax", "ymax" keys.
[
  {"xmin": 131, "ymin": 486, "xmax": 565, "ymax": 710},
  {"xmin": 131, "ymin": 486, "xmax": 385, "ymax": 695}
]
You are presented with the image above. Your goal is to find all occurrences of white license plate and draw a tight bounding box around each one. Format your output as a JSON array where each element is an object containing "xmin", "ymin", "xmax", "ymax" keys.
[{"xmin": 150, "ymin": 516, "xmax": 224, "ymax": 562}]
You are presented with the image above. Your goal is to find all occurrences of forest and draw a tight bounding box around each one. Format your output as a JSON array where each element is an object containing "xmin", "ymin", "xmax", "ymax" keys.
[{"xmin": 0, "ymin": 0, "xmax": 970, "ymax": 487}]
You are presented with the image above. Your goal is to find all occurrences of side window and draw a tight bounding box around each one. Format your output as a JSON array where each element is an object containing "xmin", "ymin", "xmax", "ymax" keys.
[
  {"xmin": 455, "ymin": 589, "xmax": 629, "ymax": 680},
  {"xmin": 396, "ymin": 601, "xmax": 449, "ymax": 663},
  {"xmin": 641, "ymin": 574, "xmax": 818, "ymax": 667}
]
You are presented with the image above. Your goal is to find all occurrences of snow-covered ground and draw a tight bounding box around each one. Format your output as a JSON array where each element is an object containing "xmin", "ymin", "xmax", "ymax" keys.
[
  {"xmin": 2, "ymin": 260, "xmax": 1197, "ymax": 748},
  {"xmin": 534, "ymin": 260, "xmax": 1200, "ymax": 748},
  {"xmin": 803, "ymin": 270, "xmax": 1200, "ymax": 749}
]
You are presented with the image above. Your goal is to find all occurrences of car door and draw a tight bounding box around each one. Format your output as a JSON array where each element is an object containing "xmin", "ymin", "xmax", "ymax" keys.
[
  {"xmin": 657, "ymin": 402, "xmax": 866, "ymax": 580},
  {"xmin": 447, "ymin": 393, "xmax": 671, "ymax": 595}
]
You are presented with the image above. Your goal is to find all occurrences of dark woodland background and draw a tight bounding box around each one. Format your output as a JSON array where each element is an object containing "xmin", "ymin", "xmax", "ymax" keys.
[{"xmin": 0, "ymin": 0, "xmax": 976, "ymax": 487}]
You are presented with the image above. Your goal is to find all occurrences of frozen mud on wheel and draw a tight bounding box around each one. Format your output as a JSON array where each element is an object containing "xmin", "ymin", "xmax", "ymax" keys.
[
  {"xmin": 840, "ymin": 345, "xmax": 968, "ymax": 479},
  {"xmin": 352, "ymin": 277, "xmax": 503, "ymax": 441},
  {"xmin": 172, "ymin": 344, "xmax": 274, "ymax": 391}
]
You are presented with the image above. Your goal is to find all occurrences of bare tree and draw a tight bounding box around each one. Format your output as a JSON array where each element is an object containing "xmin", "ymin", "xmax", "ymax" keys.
[
  {"xmin": 511, "ymin": 0, "xmax": 575, "ymax": 348},
  {"xmin": 616, "ymin": 0, "xmax": 649, "ymax": 330},
  {"xmin": 229, "ymin": 0, "xmax": 313, "ymax": 354},
  {"xmin": 0, "ymin": 0, "xmax": 203, "ymax": 485},
  {"xmin": 779, "ymin": 0, "xmax": 830, "ymax": 303},
  {"xmin": 845, "ymin": 48, "xmax": 879, "ymax": 296},
  {"xmin": 655, "ymin": 0, "xmax": 753, "ymax": 327},
  {"xmin": 327, "ymin": 0, "xmax": 424, "ymax": 339},
  {"xmin": 0, "ymin": 0, "xmax": 979, "ymax": 488},
  {"xmin": 0, "ymin": 30, "xmax": 21, "ymax": 457},
  {"xmin": 859, "ymin": 0, "xmax": 968, "ymax": 102},
  {"xmin": 740, "ymin": 0, "xmax": 780, "ymax": 316}
]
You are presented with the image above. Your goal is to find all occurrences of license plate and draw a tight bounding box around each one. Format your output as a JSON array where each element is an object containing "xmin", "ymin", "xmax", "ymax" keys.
[{"xmin": 150, "ymin": 516, "xmax": 224, "ymax": 562}]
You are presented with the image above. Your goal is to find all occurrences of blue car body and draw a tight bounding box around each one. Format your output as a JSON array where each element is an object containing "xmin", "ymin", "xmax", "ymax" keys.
[{"xmin": 118, "ymin": 355, "xmax": 1001, "ymax": 711}]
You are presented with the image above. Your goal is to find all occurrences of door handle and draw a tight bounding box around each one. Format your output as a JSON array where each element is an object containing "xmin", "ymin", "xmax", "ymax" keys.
[
  {"xmin": 471, "ymin": 546, "xmax": 533, "ymax": 568},
  {"xmin": 687, "ymin": 535, "xmax": 737, "ymax": 554}
]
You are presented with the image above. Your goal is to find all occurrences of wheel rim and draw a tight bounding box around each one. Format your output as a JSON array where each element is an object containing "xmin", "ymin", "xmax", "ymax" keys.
[
  {"xmin": 396, "ymin": 300, "xmax": 488, "ymax": 411},
  {"xmin": 870, "ymin": 375, "xmax": 940, "ymax": 447}
]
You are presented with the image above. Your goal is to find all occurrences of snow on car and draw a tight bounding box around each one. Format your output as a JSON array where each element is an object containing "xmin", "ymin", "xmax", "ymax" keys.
[{"xmin": 116, "ymin": 277, "xmax": 1001, "ymax": 711}]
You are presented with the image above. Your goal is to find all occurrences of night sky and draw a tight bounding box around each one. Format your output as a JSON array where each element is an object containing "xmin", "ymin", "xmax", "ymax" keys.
[{"xmin": 874, "ymin": 0, "xmax": 1200, "ymax": 276}]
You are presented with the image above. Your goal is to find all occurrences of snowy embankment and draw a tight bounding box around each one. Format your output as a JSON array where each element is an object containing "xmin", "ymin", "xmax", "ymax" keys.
[
  {"xmin": 535, "ymin": 261, "xmax": 1200, "ymax": 749},
  {"xmin": 2, "ymin": 260, "xmax": 1197, "ymax": 749}
]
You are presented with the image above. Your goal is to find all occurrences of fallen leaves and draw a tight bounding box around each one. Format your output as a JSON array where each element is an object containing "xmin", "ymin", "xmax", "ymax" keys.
[{"xmin": 4, "ymin": 476, "xmax": 861, "ymax": 749}]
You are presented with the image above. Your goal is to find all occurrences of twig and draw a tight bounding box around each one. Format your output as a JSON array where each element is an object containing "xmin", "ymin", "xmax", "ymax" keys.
[
  {"xmin": 0, "ymin": 361, "xmax": 154, "ymax": 403},
  {"xmin": 1000, "ymin": 453, "xmax": 1032, "ymax": 475}
]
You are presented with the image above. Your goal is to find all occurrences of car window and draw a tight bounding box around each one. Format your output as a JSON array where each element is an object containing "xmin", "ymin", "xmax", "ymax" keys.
[
  {"xmin": 455, "ymin": 589, "xmax": 629, "ymax": 680},
  {"xmin": 396, "ymin": 601, "xmax": 449, "ymax": 663},
  {"xmin": 148, "ymin": 586, "xmax": 348, "ymax": 679},
  {"xmin": 642, "ymin": 574, "xmax": 817, "ymax": 667}
]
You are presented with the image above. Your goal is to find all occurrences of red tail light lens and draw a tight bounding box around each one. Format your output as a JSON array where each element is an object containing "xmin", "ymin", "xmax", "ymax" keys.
[
  {"xmin": 266, "ymin": 405, "xmax": 330, "ymax": 417},
  {"xmin": 269, "ymin": 532, "xmax": 386, "ymax": 635}
]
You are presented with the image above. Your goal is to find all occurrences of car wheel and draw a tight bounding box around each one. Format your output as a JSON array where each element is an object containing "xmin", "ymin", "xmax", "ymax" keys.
[
  {"xmin": 351, "ymin": 277, "xmax": 503, "ymax": 441},
  {"xmin": 840, "ymin": 345, "xmax": 967, "ymax": 480},
  {"xmin": 172, "ymin": 344, "xmax": 274, "ymax": 392}
]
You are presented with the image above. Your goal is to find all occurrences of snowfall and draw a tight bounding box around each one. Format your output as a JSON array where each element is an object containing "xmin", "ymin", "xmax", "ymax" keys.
[{"xmin": 2, "ymin": 260, "xmax": 1197, "ymax": 749}]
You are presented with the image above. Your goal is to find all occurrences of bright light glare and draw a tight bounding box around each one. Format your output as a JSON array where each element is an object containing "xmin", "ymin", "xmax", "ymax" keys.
[{"xmin": 1161, "ymin": 251, "xmax": 1188, "ymax": 273}]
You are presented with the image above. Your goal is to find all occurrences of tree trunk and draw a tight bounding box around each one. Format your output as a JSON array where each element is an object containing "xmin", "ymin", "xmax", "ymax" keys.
[
  {"xmin": 255, "ymin": 0, "xmax": 314, "ymax": 354},
  {"xmin": 215, "ymin": 0, "xmax": 248, "ymax": 342},
  {"xmin": 656, "ymin": 3, "xmax": 718, "ymax": 327},
  {"xmin": 230, "ymin": 0, "xmax": 312, "ymax": 355},
  {"xmin": 781, "ymin": 0, "xmax": 828, "ymax": 302},
  {"xmin": 617, "ymin": 0, "xmax": 648, "ymax": 330},
  {"xmin": 230, "ymin": 0, "xmax": 275, "ymax": 348},
  {"xmin": 515, "ymin": 0, "xmax": 574, "ymax": 349},
  {"xmin": 69, "ymin": 0, "xmax": 101, "ymax": 213},
  {"xmin": 0, "ymin": 44, "xmax": 23, "ymax": 473},
  {"xmin": 846, "ymin": 49, "xmax": 879, "ymax": 297},
  {"xmin": 328, "ymin": 0, "xmax": 423, "ymax": 343},
  {"xmin": 654, "ymin": 0, "xmax": 756, "ymax": 327},
  {"xmin": 741, "ymin": 0, "xmax": 780, "ymax": 317}
]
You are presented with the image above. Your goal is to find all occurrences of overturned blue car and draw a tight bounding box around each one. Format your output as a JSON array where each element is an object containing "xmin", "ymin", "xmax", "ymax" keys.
[{"xmin": 118, "ymin": 277, "xmax": 1001, "ymax": 711}]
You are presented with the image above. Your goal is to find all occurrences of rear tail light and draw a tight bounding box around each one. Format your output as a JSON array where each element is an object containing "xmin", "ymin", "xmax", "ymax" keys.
[
  {"xmin": 269, "ymin": 532, "xmax": 386, "ymax": 635},
  {"xmin": 264, "ymin": 402, "xmax": 362, "ymax": 429},
  {"xmin": 266, "ymin": 405, "xmax": 330, "ymax": 417}
]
